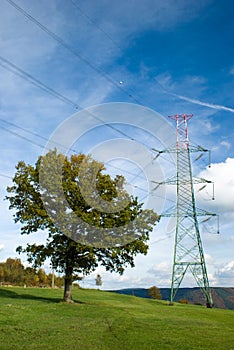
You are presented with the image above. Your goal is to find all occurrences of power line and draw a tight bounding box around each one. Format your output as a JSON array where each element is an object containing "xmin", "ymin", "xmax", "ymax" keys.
[
  {"xmin": 4, "ymin": 0, "xmax": 140, "ymax": 104},
  {"xmin": 0, "ymin": 120, "xmax": 173, "ymax": 207},
  {"xmin": 0, "ymin": 56, "xmax": 79, "ymax": 109},
  {"xmin": 0, "ymin": 122, "xmax": 148, "ymax": 189},
  {"xmin": 70, "ymin": 0, "xmax": 123, "ymax": 53},
  {"xmin": 0, "ymin": 52, "xmax": 144, "ymax": 143},
  {"xmin": 0, "ymin": 111, "xmax": 176, "ymax": 196},
  {"xmin": 150, "ymin": 234, "xmax": 172, "ymax": 246},
  {"xmin": 1, "ymin": 2, "xmax": 176, "ymax": 200},
  {"xmin": 0, "ymin": 122, "xmax": 149, "ymax": 184},
  {"xmin": 0, "ymin": 119, "xmax": 150, "ymax": 191},
  {"xmin": 3, "ymin": 0, "xmax": 180, "ymax": 165},
  {"xmin": 0, "ymin": 118, "xmax": 78, "ymax": 153},
  {"xmin": 0, "ymin": 124, "xmax": 46, "ymax": 149},
  {"xmin": 0, "ymin": 54, "xmax": 143, "ymax": 143},
  {"xmin": 0, "ymin": 173, "xmax": 12, "ymax": 179},
  {"xmin": 70, "ymin": 0, "xmax": 150, "ymax": 107},
  {"xmin": 72, "ymin": 0, "xmax": 162, "ymax": 116},
  {"xmin": 0, "ymin": 124, "xmax": 153, "ymax": 205},
  {"xmin": 0, "ymin": 54, "xmax": 176, "ymax": 207},
  {"xmin": 0, "ymin": 112, "xmax": 176, "ymax": 205},
  {"xmin": 2, "ymin": 1, "xmax": 176, "ymax": 168},
  {"xmin": 0, "ymin": 116, "xmax": 150, "ymax": 183}
]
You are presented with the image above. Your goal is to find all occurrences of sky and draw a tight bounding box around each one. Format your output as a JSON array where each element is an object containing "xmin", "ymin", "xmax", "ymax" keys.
[{"xmin": 0, "ymin": 0, "xmax": 233, "ymax": 290}]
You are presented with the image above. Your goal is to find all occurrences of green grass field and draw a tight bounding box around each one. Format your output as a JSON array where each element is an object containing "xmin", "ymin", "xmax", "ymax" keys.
[{"xmin": 0, "ymin": 287, "xmax": 233, "ymax": 350}]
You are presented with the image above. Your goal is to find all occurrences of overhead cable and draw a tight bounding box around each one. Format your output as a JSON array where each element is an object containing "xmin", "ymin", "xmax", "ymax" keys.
[
  {"xmin": 5, "ymin": 0, "xmax": 140, "ymax": 104},
  {"xmin": 0, "ymin": 56, "xmax": 79, "ymax": 109},
  {"xmin": 70, "ymin": 0, "xmax": 123, "ymax": 52}
]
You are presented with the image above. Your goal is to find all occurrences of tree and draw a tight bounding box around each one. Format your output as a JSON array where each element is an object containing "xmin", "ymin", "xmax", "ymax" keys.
[
  {"xmin": 0, "ymin": 257, "xmax": 64, "ymax": 287},
  {"xmin": 0, "ymin": 258, "xmax": 24, "ymax": 285},
  {"xmin": 6, "ymin": 150, "xmax": 159, "ymax": 302},
  {"xmin": 37, "ymin": 268, "xmax": 48, "ymax": 286},
  {"xmin": 148, "ymin": 286, "xmax": 162, "ymax": 300}
]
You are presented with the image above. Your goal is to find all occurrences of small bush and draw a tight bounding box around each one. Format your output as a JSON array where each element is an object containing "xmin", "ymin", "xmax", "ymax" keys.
[
  {"xmin": 178, "ymin": 299, "xmax": 189, "ymax": 304},
  {"xmin": 148, "ymin": 286, "xmax": 162, "ymax": 300}
]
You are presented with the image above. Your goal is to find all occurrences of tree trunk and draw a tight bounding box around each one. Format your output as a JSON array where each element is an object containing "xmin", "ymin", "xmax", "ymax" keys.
[
  {"xmin": 63, "ymin": 276, "xmax": 73, "ymax": 302},
  {"xmin": 63, "ymin": 245, "xmax": 74, "ymax": 303}
]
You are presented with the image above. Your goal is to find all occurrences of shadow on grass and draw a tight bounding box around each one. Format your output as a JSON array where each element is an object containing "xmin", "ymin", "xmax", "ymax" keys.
[{"xmin": 0, "ymin": 288, "xmax": 85, "ymax": 304}]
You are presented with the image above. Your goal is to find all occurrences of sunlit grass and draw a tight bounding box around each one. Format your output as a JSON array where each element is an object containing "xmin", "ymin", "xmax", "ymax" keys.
[{"xmin": 0, "ymin": 287, "xmax": 233, "ymax": 350}]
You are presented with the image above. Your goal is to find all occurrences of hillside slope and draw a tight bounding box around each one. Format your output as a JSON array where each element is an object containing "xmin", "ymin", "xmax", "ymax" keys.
[
  {"xmin": 0, "ymin": 287, "xmax": 233, "ymax": 350},
  {"xmin": 112, "ymin": 287, "xmax": 234, "ymax": 309}
]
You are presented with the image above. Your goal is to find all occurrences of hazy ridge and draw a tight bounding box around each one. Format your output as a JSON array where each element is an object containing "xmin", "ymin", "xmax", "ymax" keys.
[{"xmin": 111, "ymin": 287, "xmax": 234, "ymax": 310}]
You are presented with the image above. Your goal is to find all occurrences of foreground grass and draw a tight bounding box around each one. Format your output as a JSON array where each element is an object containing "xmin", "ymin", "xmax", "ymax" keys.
[{"xmin": 0, "ymin": 287, "xmax": 233, "ymax": 350}]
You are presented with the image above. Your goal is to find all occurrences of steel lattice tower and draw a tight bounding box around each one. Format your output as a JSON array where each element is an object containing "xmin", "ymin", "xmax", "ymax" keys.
[{"xmin": 168, "ymin": 114, "xmax": 213, "ymax": 308}]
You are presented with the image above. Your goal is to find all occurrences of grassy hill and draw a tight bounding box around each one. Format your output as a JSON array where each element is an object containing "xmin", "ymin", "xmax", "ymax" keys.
[
  {"xmin": 0, "ymin": 287, "xmax": 233, "ymax": 350},
  {"xmin": 112, "ymin": 287, "xmax": 234, "ymax": 310}
]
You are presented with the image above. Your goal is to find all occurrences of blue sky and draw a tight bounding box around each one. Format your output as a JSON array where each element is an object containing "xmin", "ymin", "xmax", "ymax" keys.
[{"xmin": 0, "ymin": 0, "xmax": 233, "ymax": 289}]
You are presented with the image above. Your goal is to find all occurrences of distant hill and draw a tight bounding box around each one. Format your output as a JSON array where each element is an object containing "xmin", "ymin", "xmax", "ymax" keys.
[{"xmin": 111, "ymin": 287, "xmax": 234, "ymax": 310}]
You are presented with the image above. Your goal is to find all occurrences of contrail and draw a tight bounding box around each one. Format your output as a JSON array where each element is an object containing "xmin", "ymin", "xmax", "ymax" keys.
[
  {"xmin": 170, "ymin": 92, "xmax": 234, "ymax": 113},
  {"xmin": 156, "ymin": 79, "xmax": 234, "ymax": 113}
]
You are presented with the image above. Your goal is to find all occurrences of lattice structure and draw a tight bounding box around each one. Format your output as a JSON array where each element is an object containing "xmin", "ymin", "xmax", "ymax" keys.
[{"xmin": 168, "ymin": 114, "xmax": 213, "ymax": 308}]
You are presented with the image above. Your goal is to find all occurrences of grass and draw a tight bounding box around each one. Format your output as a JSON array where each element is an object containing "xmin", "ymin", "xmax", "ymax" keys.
[{"xmin": 0, "ymin": 287, "xmax": 233, "ymax": 350}]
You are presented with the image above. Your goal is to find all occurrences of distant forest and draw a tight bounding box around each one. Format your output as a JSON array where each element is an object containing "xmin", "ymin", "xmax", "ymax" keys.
[
  {"xmin": 0, "ymin": 258, "xmax": 64, "ymax": 288},
  {"xmin": 113, "ymin": 287, "xmax": 234, "ymax": 310}
]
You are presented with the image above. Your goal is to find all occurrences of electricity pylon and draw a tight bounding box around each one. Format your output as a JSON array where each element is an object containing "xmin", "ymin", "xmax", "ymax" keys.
[{"xmin": 154, "ymin": 114, "xmax": 214, "ymax": 308}]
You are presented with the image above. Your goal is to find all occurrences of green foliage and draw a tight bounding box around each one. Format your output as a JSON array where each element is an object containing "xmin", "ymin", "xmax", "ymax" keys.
[
  {"xmin": 148, "ymin": 286, "xmax": 162, "ymax": 300},
  {"xmin": 6, "ymin": 150, "xmax": 159, "ymax": 301},
  {"xmin": 0, "ymin": 258, "xmax": 24, "ymax": 285},
  {"xmin": 0, "ymin": 287, "xmax": 234, "ymax": 350},
  {"xmin": 0, "ymin": 258, "xmax": 63, "ymax": 287}
]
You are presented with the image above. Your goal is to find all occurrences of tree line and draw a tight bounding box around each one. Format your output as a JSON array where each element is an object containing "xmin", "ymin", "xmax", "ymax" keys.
[{"xmin": 0, "ymin": 258, "xmax": 64, "ymax": 288}]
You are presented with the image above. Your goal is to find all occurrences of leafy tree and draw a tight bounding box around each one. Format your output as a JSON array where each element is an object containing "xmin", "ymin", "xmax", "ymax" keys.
[
  {"xmin": 37, "ymin": 268, "xmax": 48, "ymax": 285},
  {"xmin": 47, "ymin": 272, "xmax": 64, "ymax": 288},
  {"xmin": 0, "ymin": 257, "xmax": 63, "ymax": 287},
  {"xmin": 148, "ymin": 286, "xmax": 162, "ymax": 300},
  {"xmin": 6, "ymin": 150, "xmax": 159, "ymax": 302},
  {"xmin": 0, "ymin": 266, "xmax": 4, "ymax": 282},
  {"xmin": 24, "ymin": 267, "xmax": 38, "ymax": 286},
  {"xmin": 0, "ymin": 258, "xmax": 24, "ymax": 284}
]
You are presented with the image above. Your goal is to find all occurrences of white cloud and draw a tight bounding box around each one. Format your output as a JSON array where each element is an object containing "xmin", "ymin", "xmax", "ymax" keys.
[
  {"xmin": 204, "ymin": 253, "xmax": 215, "ymax": 265},
  {"xmin": 156, "ymin": 72, "xmax": 207, "ymax": 91},
  {"xmin": 148, "ymin": 261, "xmax": 171, "ymax": 275},
  {"xmin": 0, "ymin": 1, "xmax": 59, "ymax": 67},
  {"xmin": 218, "ymin": 261, "xmax": 234, "ymax": 276},
  {"xmin": 79, "ymin": 0, "xmax": 212, "ymax": 36},
  {"xmin": 199, "ymin": 119, "xmax": 220, "ymax": 134},
  {"xmin": 198, "ymin": 158, "xmax": 234, "ymax": 213},
  {"xmin": 220, "ymin": 141, "xmax": 231, "ymax": 150},
  {"xmin": 215, "ymin": 261, "xmax": 234, "ymax": 285},
  {"xmin": 147, "ymin": 261, "xmax": 172, "ymax": 286}
]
